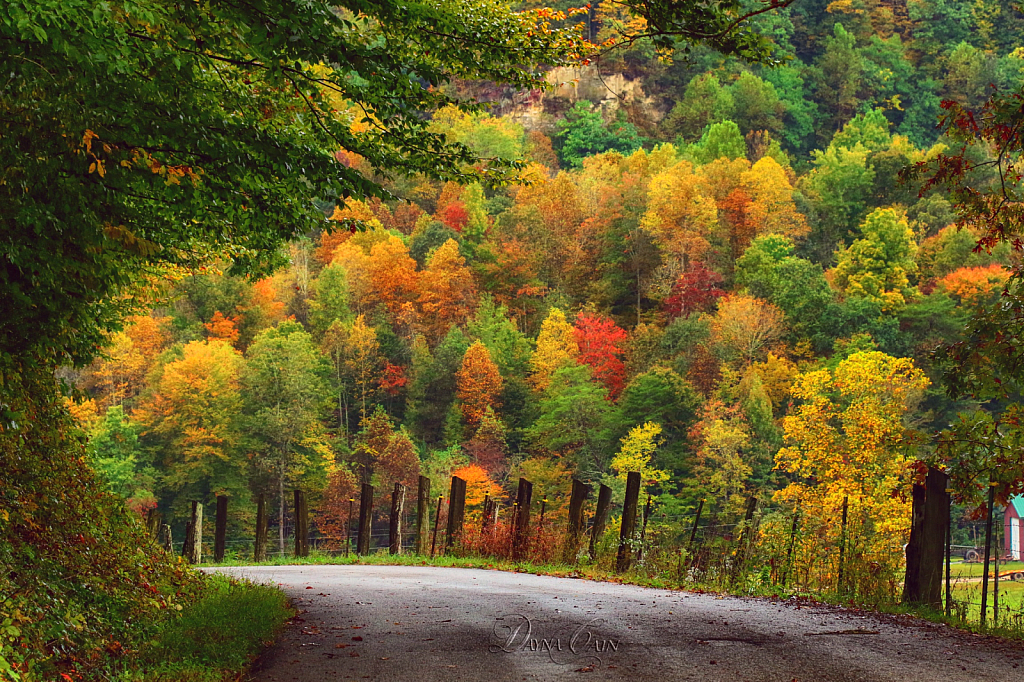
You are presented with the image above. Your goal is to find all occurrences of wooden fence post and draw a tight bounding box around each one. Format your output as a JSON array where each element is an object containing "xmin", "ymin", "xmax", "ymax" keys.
[
  {"xmin": 981, "ymin": 479, "xmax": 997, "ymax": 628},
  {"xmin": 945, "ymin": 486, "xmax": 953, "ymax": 617},
  {"xmin": 390, "ymin": 482, "xmax": 406, "ymax": 555},
  {"xmin": 616, "ymin": 472, "xmax": 641, "ymax": 573},
  {"xmin": 589, "ymin": 484, "xmax": 612, "ymax": 561},
  {"xmin": 563, "ymin": 479, "xmax": 591, "ymax": 563},
  {"xmin": 214, "ymin": 495, "xmax": 227, "ymax": 563},
  {"xmin": 357, "ymin": 483, "xmax": 374, "ymax": 555},
  {"xmin": 293, "ymin": 490, "xmax": 309, "ymax": 558},
  {"xmin": 146, "ymin": 509, "xmax": 162, "ymax": 539},
  {"xmin": 688, "ymin": 498, "xmax": 705, "ymax": 549},
  {"xmin": 512, "ymin": 477, "xmax": 533, "ymax": 560},
  {"xmin": 162, "ymin": 524, "xmax": 173, "ymax": 553},
  {"xmin": 919, "ymin": 467, "xmax": 950, "ymax": 608},
  {"xmin": 416, "ymin": 476, "xmax": 430, "ymax": 555},
  {"xmin": 185, "ymin": 501, "xmax": 203, "ymax": 564},
  {"xmin": 430, "ymin": 495, "xmax": 442, "ymax": 558},
  {"xmin": 446, "ymin": 476, "xmax": 467, "ymax": 550},
  {"xmin": 254, "ymin": 494, "xmax": 267, "ymax": 562}
]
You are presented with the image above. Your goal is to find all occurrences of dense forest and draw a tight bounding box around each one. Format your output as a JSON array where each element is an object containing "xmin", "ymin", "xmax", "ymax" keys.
[{"xmin": 64, "ymin": 0, "xmax": 1023, "ymax": 557}]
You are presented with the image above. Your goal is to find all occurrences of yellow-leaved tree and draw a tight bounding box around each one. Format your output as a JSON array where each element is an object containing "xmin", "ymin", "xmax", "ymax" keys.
[
  {"xmin": 530, "ymin": 307, "xmax": 578, "ymax": 391},
  {"xmin": 610, "ymin": 422, "xmax": 670, "ymax": 495},
  {"xmin": 773, "ymin": 351, "xmax": 929, "ymax": 594}
]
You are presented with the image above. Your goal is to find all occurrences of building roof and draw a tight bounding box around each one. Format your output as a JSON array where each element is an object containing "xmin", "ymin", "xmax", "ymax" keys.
[{"xmin": 1011, "ymin": 495, "xmax": 1024, "ymax": 518}]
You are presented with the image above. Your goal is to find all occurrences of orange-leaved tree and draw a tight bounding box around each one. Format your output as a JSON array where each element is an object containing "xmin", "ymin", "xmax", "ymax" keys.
[{"xmin": 456, "ymin": 341, "xmax": 503, "ymax": 429}]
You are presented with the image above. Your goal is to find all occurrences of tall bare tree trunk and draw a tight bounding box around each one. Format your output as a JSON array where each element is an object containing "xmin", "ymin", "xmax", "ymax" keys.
[{"xmin": 278, "ymin": 470, "xmax": 285, "ymax": 556}]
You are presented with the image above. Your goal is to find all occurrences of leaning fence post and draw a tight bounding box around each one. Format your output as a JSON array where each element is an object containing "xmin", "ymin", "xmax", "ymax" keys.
[
  {"xmin": 214, "ymin": 495, "xmax": 228, "ymax": 563},
  {"xmin": 185, "ymin": 501, "xmax": 203, "ymax": 564},
  {"xmin": 254, "ymin": 494, "xmax": 267, "ymax": 562},
  {"xmin": 430, "ymin": 495, "xmax": 443, "ymax": 558},
  {"xmin": 416, "ymin": 476, "xmax": 431, "ymax": 555},
  {"xmin": 616, "ymin": 472, "xmax": 641, "ymax": 573},
  {"xmin": 357, "ymin": 483, "xmax": 374, "ymax": 555},
  {"xmin": 688, "ymin": 498, "xmax": 705, "ymax": 550},
  {"xmin": 563, "ymin": 479, "xmax": 591, "ymax": 564},
  {"xmin": 390, "ymin": 482, "xmax": 406, "ymax": 555},
  {"xmin": 512, "ymin": 478, "xmax": 533, "ymax": 561},
  {"xmin": 589, "ymin": 484, "xmax": 612, "ymax": 561}
]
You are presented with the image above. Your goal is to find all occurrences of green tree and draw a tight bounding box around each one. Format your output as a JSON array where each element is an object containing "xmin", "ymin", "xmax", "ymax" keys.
[
  {"xmin": 801, "ymin": 143, "xmax": 875, "ymax": 261},
  {"xmin": 555, "ymin": 102, "xmax": 645, "ymax": 168},
  {"xmin": 243, "ymin": 322, "xmax": 331, "ymax": 554},
  {"xmin": 527, "ymin": 364, "xmax": 613, "ymax": 477},
  {"xmin": 689, "ymin": 120, "xmax": 747, "ymax": 164},
  {"xmin": 663, "ymin": 72, "xmax": 735, "ymax": 142},
  {"xmin": 808, "ymin": 23, "xmax": 864, "ymax": 146},
  {"xmin": 728, "ymin": 71, "xmax": 785, "ymax": 138},
  {"xmin": 406, "ymin": 328, "xmax": 469, "ymax": 445},
  {"xmin": 308, "ymin": 262, "xmax": 353, "ymax": 336},
  {"xmin": 88, "ymin": 405, "xmax": 154, "ymax": 510},
  {"xmin": 833, "ymin": 208, "xmax": 919, "ymax": 313}
]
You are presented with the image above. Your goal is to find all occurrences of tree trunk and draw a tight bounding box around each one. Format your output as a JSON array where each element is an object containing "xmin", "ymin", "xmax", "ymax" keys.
[{"xmin": 278, "ymin": 473, "xmax": 286, "ymax": 557}]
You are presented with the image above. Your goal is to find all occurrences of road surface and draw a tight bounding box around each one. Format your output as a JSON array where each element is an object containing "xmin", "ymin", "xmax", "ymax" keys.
[{"xmin": 212, "ymin": 565, "xmax": 1023, "ymax": 681}]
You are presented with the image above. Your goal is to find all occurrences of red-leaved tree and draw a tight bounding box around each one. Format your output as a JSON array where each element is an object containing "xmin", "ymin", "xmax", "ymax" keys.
[
  {"xmin": 663, "ymin": 261, "xmax": 725, "ymax": 319},
  {"xmin": 573, "ymin": 312, "xmax": 628, "ymax": 399}
]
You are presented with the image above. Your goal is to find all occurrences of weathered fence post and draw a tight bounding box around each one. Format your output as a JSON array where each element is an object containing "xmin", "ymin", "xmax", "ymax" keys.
[
  {"xmin": 981, "ymin": 479, "xmax": 996, "ymax": 628},
  {"xmin": 293, "ymin": 490, "xmax": 309, "ymax": 558},
  {"xmin": 920, "ymin": 468, "xmax": 950, "ymax": 607},
  {"xmin": 161, "ymin": 524, "xmax": 173, "ymax": 553},
  {"xmin": 214, "ymin": 495, "xmax": 228, "ymax": 563},
  {"xmin": 416, "ymin": 476, "xmax": 430, "ymax": 555},
  {"xmin": 430, "ymin": 495, "xmax": 442, "ymax": 558},
  {"xmin": 146, "ymin": 509, "xmax": 162, "ymax": 539},
  {"xmin": 254, "ymin": 494, "xmax": 267, "ymax": 562},
  {"xmin": 945, "ymin": 486, "xmax": 953, "ymax": 618},
  {"xmin": 589, "ymin": 484, "xmax": 612, "ymax": 560},
  {"xmin": 904, "ymin": 468, "xmax": 950, "ymax": 607},
  {"xmin": 390, "ymin": 482, "xmax": 406, "ymax": 555},
  {"xmin": 357, "ymin": 483, "xmax": 373, "ymax": 555},
  {"xmin": 185, "ymin": 501, "xmax": 203, "ymax": 564},
  {"xmin": 446, "ymin": 476, "xmax": 467, "ymax": 551},
  {"xmin": 563, "ymin": 479, "xmax": 591, "ymax": 563},
  {"xmin": 512, "ymin": 478, "xmax": 533, "ymax": 560},
  {"xmin": 616, "ymin": 472, "xmax": 641, "ymax": 573}
]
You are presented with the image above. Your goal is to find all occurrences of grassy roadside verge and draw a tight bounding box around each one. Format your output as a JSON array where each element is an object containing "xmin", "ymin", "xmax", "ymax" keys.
[
  {"xmin": 210, "ymin": 551, "xmax": 1024, "ymax": 641},
  {"xmin": 110, "ymin": 574, "xmax": 291, "ymax": 682}
]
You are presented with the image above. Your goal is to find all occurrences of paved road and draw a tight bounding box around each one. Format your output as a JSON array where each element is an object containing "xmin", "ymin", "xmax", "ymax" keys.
[{"xmin": 213, "ymin": 565, "xmax": 1022, "ymax": 681}]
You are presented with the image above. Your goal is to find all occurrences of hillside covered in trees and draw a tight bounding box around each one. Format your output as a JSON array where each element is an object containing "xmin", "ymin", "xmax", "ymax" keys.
[{"xmin": 67, "ymin": 0, "xmax": 1021, "ymax": 558}]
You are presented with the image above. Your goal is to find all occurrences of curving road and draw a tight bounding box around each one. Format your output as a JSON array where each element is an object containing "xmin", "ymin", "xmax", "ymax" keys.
[{"xmin": 212, "ymin": 565, "xmax": 1022, "ymax": 681}]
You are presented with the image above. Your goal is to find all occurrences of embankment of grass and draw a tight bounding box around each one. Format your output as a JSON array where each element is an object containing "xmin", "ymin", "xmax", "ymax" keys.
[{"xmin": 120, "ymin": 573, "xmax": 291, "ymax": 682}]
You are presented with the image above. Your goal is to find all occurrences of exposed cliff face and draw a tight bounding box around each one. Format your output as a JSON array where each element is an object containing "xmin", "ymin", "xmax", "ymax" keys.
[{"xmin": 502, "ymin": 65, "xmax": 663, "ymax": 134}]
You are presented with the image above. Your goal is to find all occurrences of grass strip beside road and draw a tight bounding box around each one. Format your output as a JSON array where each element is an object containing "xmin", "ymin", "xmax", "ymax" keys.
[{"xmin": 120, "ymin": 573, "xmax": 291, "ymax": 682}]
